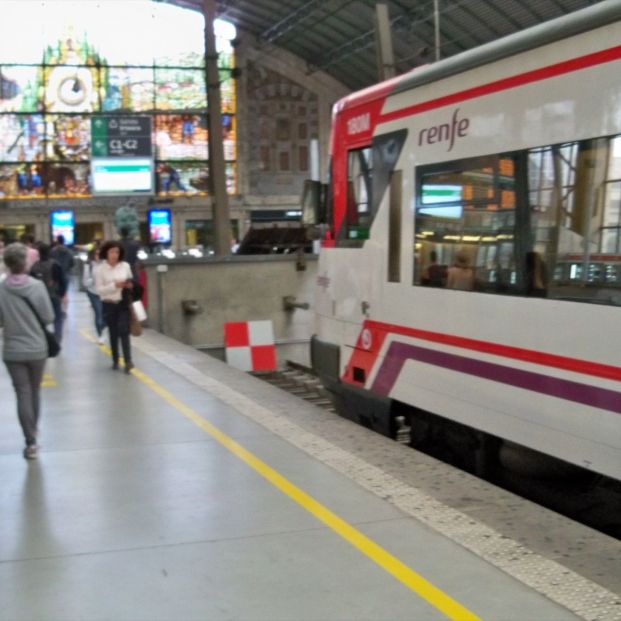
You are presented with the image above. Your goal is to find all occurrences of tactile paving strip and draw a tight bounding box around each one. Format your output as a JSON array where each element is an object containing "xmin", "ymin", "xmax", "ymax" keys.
[{"xmin": 141, "ymin": 345, "xmax": 621, "ymax": 621}]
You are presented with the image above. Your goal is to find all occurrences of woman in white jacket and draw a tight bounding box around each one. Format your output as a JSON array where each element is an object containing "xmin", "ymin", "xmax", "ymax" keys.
[
  {"xmin": 82, "ymin": 246, "xmax": 105, "ymax": 343},
  {"xmin": 94, "ymin": 240, "xmax": 134, "ymax": 373}
]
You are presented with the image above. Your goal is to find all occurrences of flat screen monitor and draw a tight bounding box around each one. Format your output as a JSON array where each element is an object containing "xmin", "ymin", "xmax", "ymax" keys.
[
  {"xmin": 148, "ymin": 209, "xmax": 172, "ymax": 244},
  {"xmin": 50, "ymin": 210, "xmax": 75, "ymax": 245},
  {"xmin": 91, "ymin": 157, "xmax": 154, "ymax": 195}
]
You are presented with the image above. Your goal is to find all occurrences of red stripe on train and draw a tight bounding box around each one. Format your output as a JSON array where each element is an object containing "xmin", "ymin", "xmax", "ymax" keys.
[
  {"xmin": 344, "ymin": 320, "xmax": 621, "ymax": 385},
  {"xmin": 380, "ymin": 45, "xmax": 621, "ymax": 123}
]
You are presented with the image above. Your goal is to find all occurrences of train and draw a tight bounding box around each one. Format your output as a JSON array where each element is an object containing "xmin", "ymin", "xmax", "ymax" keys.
[{"xmin": 311, "ymin": 0, "xmax": 621, "ymax": 481}]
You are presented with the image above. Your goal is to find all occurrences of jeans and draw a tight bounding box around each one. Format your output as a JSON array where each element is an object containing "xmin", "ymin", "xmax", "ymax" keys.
[
  {"xmin": 86, "ymin": 290, "xmax": 105, "ymax": 336},
  {"xmin": 51, "ymin": 296, "xmax": 64, "ymax": 343},
  {"xmin": 5, "ymin": 359, "xmax": 46, "ymax": 446},
  {"xmin": 102, "ymin": 301, "xmax": 131, "ymax": 365}
]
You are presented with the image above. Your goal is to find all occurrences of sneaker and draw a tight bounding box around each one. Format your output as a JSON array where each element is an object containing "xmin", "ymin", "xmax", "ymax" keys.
[
  {"xmin": 111, "ymin": 361, "xmax": 119, "ymax": 370},
  {"xmin": 23, "ymin": 445, "xmax": 38, "ymax": 460},
  {"xmin": 124, "ymin": 362, "xmax": 134, "ymax": 374},
  {"xmin": 97, "ymin": 335, "xmax": 105, "ymax": 345}
]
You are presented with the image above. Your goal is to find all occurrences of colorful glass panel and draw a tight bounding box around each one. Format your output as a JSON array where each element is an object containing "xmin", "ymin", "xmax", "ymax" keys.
[
  {"xmin": 155, "ymin": 114, "xmax": 208, "ymax": 160},
  {"xmin": 0, "ymin": 66, "xmax": 43, "ymax": 113},
  {"xmin": 101, "ymin": 68, "xmax": 155, "ymax": 112},
  {"xmin": 155, "ymin": 69, "xmax": 206, "ymax": 111},
  {"xmin": 0, "ymin": 114, "xmax": 46, "ymax": 161},
  {"xmin": 156, "ymin": 161, "xmax": 209, "ymax": 196}
]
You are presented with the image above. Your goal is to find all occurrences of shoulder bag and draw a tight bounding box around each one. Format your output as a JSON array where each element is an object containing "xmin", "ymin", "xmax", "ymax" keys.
[
  {"xmin": 9, "ymin": 290, "xmax": 61, "ymax": 358},
  {"xmin": 128, "ymin": 292, "xmax": 143, "ymax": 337}
]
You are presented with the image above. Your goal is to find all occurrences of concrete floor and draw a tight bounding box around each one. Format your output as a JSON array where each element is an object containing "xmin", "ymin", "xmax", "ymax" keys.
[{"xmin": 0, "ymin": 294, "xmax": 619, "ymax": 621}]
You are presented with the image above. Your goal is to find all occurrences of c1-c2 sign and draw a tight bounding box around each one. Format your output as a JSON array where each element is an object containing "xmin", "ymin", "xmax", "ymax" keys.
[{"xmin": 90, "ymin": 116, "xmax": 154, "ymax": 194}]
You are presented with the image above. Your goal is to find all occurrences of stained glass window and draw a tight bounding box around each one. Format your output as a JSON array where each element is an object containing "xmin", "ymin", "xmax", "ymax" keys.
[{"xmin": 0, "ymin": 1, "xmax": 237, "ymax": 199}]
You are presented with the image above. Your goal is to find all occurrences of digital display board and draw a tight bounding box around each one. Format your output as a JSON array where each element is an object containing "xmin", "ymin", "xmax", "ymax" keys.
[
  {"xmin": 50, "ymin": 210, "xmax": 75, "ymax": 245},
  {"xmin": 91, "ymin": 116, "xmax": 154, "ymax": 195},
  {"xmin": 148, "ymin": 209, "xmax": 172, "ymax": 244},
  {"xmin": 91, "ymin": 158, "xmax": 153, "ymax": 194}
]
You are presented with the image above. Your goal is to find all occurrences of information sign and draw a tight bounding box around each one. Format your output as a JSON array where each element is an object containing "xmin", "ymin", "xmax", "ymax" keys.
[
  {"xmin": 91, "ymin": 116, "xmax": 152, "ymax": 157},
  {"xmin": 91, "ymin": 116, "xmax": 154, "ymax": 195}
]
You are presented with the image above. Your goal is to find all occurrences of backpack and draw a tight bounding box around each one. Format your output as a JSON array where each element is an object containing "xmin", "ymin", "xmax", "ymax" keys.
[{"xmin": 31, "ymin": 260, "xmax": 60, "ymax": 300}]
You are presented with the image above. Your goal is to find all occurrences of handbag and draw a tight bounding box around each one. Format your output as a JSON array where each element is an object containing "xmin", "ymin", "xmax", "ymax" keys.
[
  {"xmin": 129, "ymin": 306, "xmax": 143, "ymax": 337},
  {"xmin": 15, "ymin": 294, "xmax": 61, "ymax": 358},
  {"xmin": 131, "ymin": 299, "xmax": 147, "ymax": 322},
  {"xmin": 128, "ymin": 293, "xmax": 143, "ymax": 337}
]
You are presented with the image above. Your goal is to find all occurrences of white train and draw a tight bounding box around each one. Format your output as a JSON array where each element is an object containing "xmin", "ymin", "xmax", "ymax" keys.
[{"xmin": 312, "ymin": 0, "xmax": 621, "ymax": 481}]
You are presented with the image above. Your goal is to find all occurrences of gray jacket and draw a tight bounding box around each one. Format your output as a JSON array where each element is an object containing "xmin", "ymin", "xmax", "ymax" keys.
[{"xmin": 0, "ymin": 278, "xmax": 55, "ymax": 362}]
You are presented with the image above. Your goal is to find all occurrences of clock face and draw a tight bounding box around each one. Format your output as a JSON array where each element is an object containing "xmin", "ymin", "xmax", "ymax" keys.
[
  {"xmin": 58, "ymin": 76, "xmax": 88, "ymax": 106},
  {"xmin": 46, "ymin": 66, "xmax": 94, "ymax": 112}
]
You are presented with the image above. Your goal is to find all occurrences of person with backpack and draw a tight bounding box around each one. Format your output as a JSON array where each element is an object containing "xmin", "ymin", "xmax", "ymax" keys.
[
  {"xmin": 0, "ymin": 243, "xmax": 54, "ymax": 459},
  {"xmin": 30, "ymin": 242, "xmax": 67, "ymax": 343},
  {"xmin": 50, "ymin": 235, "xmax": 75, "ymax": 280}
]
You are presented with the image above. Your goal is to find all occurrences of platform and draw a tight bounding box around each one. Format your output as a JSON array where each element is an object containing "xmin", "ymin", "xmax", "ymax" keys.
[{"xmin": 0, "ymin": 293, "xmax": 619, "ymax": 621}]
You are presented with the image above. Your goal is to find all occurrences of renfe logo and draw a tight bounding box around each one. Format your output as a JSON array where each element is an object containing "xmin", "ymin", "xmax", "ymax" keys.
[
  {"xmin": 418, "ymin": 108, "xmax": 469, "ymax": 151},
  {"xmin": 347, "ymin": 113, "xmax": 371, "ymax": 135}
]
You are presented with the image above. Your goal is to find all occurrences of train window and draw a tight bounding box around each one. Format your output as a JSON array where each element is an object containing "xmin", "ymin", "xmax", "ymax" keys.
[
  {"xmin": 414, "ymin": 154, "xmax": 521, "ymax": 294},
  {"xmin": 344, "ymin": 146, "xmax": 372, "ymax": 244},
  {"xmin": 414, "ymin": 135, "xmax": 621, "ymax": 305}
]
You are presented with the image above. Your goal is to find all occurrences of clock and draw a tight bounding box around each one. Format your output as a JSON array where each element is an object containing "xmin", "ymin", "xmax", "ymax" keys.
[
  {"xmin": 46, "ymin": 66, "xmax": 93, "ymax": 112},
  {"xmin": 58, "ymin": 76, "xmax": 88, "ymax": 106}
]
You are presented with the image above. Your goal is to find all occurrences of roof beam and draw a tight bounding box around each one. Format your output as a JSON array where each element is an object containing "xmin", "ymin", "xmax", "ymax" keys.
[
  {"xmin": 259, "ymin": 1, "xmax": 332, "ymax": 44},
  {"xmin": 314, "ymin": 2, "xmax": 435, "ymax": 72}
]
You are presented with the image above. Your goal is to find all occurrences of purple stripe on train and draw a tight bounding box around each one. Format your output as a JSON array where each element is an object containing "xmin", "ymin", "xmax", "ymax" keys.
[{"xmin": 370, "ymin": 342, "xmax": 621, "ymax": 414}]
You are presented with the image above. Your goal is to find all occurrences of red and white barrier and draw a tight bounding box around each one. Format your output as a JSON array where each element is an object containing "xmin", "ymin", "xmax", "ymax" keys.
[{"xmin": 224, "ymin": 320, "xmax": 277, "ymax": 372}]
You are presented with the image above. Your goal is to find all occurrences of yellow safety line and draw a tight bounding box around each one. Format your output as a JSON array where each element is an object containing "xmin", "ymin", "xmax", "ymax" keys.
[
  {"xmin": 41, "ymin": 372, "xmax": 57, "ymax": 388},
  {"xmin": 80, "ymin": 329, "xmax": 482, "ymax": 621}
]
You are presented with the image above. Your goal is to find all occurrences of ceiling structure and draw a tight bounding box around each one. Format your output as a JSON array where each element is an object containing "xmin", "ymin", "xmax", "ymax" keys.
[{"xmin": 169, "ymin": 0, "xmax": 607, "ymax": 92}]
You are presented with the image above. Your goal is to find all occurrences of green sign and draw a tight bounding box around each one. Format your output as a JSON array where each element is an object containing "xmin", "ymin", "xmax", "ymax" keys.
[{"xmin": 91, "ymin": 116, "xmax": 152, "ymax": 157}]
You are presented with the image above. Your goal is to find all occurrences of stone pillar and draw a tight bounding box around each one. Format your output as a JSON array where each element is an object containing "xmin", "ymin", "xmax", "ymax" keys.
[{"xmin": 204, "ymin": 0, "xmax": 231, "ymax": 256}]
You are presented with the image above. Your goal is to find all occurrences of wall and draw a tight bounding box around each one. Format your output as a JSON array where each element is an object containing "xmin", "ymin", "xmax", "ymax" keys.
[
  {"xmin": 143, "ymin": 254, "xmax": 317, "ymax": 367},
  {"xmin": 0, "ymin": 39, "xmax": 349, "ymax": 246}
]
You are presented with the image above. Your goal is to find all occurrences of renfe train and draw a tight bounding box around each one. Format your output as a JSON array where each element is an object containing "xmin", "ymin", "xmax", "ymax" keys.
[{"xmin": 311, "ymin": 0, "xmax": 621, "ymax": 481}]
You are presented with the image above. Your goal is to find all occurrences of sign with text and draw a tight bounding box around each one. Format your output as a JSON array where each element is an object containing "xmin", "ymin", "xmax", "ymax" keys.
[
  {"xmin": 91, "ymin": 116, "xmax": 152, "ymax": 157},
  {"xmin": 91, "ymin": 116, "xmax": 154, "ymax": 195}
]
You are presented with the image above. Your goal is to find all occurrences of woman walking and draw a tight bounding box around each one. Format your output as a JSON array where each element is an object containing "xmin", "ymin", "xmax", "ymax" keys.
[
  {"xmin": 82, "ymin": 246, "xmax": 105, "ymax": 343},
  {"xmin": 0, "ymin": 243, "xmax": 54, "ymax": 459},
  {"xmin": 94, "ymin": 240, "xmax": 135, "ymax": 373}
]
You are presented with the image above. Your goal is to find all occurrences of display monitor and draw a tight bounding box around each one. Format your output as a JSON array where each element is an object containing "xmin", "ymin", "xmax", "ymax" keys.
[
  {"xmin": 148, "ymin": 209, "xmax": 172, "ymax": 244},
  {"xmin": 91, "ymin": 157, "xmax": 154, "ymax": 195},
  {"xmin": 50, "ymin": 210, "xmax": 75, "ymax": 245}
]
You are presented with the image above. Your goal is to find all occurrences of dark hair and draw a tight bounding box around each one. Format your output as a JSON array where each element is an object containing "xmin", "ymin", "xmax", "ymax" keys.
[
  {"xmin": 99, "ymin": 240, "xmax": 125, "ymax": 262},
  {"xmin": 120, "ymin": 227, "xmax": 130, "ymax": 238},
  {"xmin": 36, "ymin": 242, "xmax": 51, "ymax": 261},
  {"xmin": 19, "ymin": 233, "xmax": 35, "ymax": 245},
  {"xmin": 56, "ymin": 234, "xmax": 65, "ymax": 245}
]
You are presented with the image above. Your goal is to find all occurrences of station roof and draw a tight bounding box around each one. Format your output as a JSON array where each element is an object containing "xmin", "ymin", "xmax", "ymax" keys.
[{"xmin": 171, "ymin": 0, "xmax": 607, "ymax": 91}]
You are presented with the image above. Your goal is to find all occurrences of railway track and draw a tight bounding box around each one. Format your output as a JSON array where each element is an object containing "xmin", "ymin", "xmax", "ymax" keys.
[{"xmin": 253, "ymin": 361, "xmax": 337, "ymax": 413}]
